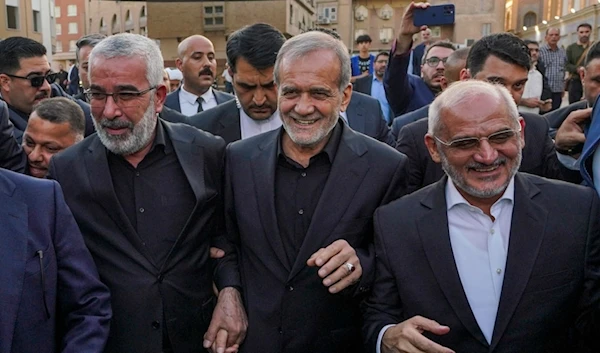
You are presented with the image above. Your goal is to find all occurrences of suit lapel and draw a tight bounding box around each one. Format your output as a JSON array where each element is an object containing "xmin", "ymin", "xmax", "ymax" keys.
[
  {"xmin": 0, "ymin": 176, "xmax": 27, "ymax": 353},
  {"xmin": 346, "ymin": 93, "xmax": 366, "ymax": 134},
  {"xmin": 288, "ymin": 125, "xmax": 369, "ymax": 280},
  {"xmin": 84, "ymin": 137, "xmax": 159, "ymax": 269},
  {"xmin": 490, "ymin": 174, "xmax": 546, "ymax": 350},
  {"xmin": 218, "ymin": 103, "xmax": 241, "ymax": 143},
  {"xmin": 165, "ymin": 87, "xmax": 182, "ymax": 113},
  {"xmin": 418, "ymin": 177, "xmax": 489, "ymax": 347},
  {"xmin": 251, "ymin": 130, "xmax": 292, "ymax": 271}
]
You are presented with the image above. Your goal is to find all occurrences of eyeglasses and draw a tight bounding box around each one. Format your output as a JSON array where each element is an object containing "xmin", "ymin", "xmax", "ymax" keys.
[
  {"xmin": 84, "ymin": 86, "xmax": 157, "ymax": 107},
  {"xmin": 3, "ymin": 72, "xmax": 52, "ymax": 88},
  {"xmin": 425, "ymin": 56, "xmax": 448, "ymax": 67},
  {"xmin": 434, "ymin": 127, "xmax": 522, "ymax": 150}
]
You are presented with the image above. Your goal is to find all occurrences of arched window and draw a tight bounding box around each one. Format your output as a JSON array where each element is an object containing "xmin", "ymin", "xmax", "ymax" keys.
[
  {"xmin": 524, "ymin": 12, "xmax": 537, "ymax": 27},
  {"xmin": 505, "ymin": 11, "xmax": 511, "ymax": 31},
  {"xmin": 140, "ymin": 6, "xmax": 146, "ymax": 18},
  {"xmin": 111, "ymin": 14, "xmax": 119, "ymax": 34}
]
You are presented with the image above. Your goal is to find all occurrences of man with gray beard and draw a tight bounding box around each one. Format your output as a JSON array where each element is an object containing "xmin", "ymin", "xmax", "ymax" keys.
[
  {"xmin": 47, "ymin": 33, "xmax": 247, "ymax": 353},
  {"xmin": 363, "ymin": 80, "xmax": 600, "ymax": 353}
]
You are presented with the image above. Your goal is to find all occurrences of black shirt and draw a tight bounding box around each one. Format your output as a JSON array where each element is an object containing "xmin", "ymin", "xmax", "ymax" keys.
[
  {"xmin": 108, "ymin": 122, "xmax": 196, "ymax": 268},
  {"xmin": 274, "ymin": 122, "xmax": 342, "ymax": 265}
]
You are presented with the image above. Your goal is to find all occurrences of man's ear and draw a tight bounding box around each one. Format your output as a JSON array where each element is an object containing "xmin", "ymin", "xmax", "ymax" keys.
[
  {"xmin": 339, "ymin": 83, "xmax": 353, "ymax": 112},
  {"xmin": 424, "ymin": 134, "xmax": 442, "ymax": 163},
  {"xmin": 0, "ymin": 74, "xmax": 11, "ymax": 92},
  {"xmin": 459, "ymin": 68, "xmax": 470, "ymax": 81}
]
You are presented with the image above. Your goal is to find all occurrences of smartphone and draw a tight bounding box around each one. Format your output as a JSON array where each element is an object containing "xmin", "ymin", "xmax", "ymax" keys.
[{"xmin": 413, "ymin": 4, "xmax": 455, "ymax": 27}]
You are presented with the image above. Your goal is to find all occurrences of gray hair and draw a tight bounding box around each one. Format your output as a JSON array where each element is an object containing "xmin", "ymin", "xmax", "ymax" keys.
[
  {"xmin": 75, "ymin": 33, "xmax": 107, "ymax": 63},
  {"xmin": 274, "ymin": 31, "xmax": 351, "ymax": 92},
  {"xmin": 428, "ymin": 80, "xmax": 519, "ymax": 135},
  {"xmin": 32, "ymin": 97, "xmax": 85, "ymax": 142},
  {"xmin": 89, "ymin": 33, "xmax": 164, "ymax": 87}
]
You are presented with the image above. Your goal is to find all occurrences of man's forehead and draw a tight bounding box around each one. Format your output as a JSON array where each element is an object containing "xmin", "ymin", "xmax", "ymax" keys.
[
  {"xmin": 426, "ymin": 47, "xmax": 453, "ymax": 59},
  {"xmin": 17, "ymin": 56, "xmax": 50, "ymax": 70}
]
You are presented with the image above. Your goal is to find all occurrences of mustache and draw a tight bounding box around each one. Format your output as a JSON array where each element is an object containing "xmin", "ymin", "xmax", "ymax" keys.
[
  {"xmin": 100, "ymin": 119, "xmax": 134, "ymax": 129},
  {"xmin": 466, "ymin": 158, "xmax": 506, "ymax": 170},
  {"xmin": 199, "ymin": 68, "xmax": 214, "ymax": 77},
  {"xmin": 249, "ymin": 102, "xmax": 274, "ymax": 110}
]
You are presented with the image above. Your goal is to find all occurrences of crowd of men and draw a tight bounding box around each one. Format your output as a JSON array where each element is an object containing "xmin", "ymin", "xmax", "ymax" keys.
[{"xmin": 0, "ymin": 1, "xmax": 599, "ymax": 353}]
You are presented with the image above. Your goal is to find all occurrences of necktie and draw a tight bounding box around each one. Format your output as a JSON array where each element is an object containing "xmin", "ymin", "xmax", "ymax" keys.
[{"xmin": 197, "ymin": 97, "xmax": 204, "ymax": 113}]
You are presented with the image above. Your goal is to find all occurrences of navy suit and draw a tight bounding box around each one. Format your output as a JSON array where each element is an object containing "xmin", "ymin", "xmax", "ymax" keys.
[
  {"xmin": 363, "ymin": 173, "xmax": 600, "ymax": 352},
  {"xmin": 391, "ymin": 103, "xmax": 429, "ymax": 141},
  {"xmin": 0, "ymin": 169, "xmax": 111, "ymax": 353},
  {"xmin": 0, "ymin": 100, "xmax": 26, "ymax": 173},
  {"xmin": 164, "ymin": 86, "xmax": 234, "ymax": 113}
]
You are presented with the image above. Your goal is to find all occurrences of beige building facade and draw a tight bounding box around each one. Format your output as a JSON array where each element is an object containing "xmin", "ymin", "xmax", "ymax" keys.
[
  {"xmin": 1, "ymin": 0, "xmax": 55, "ymax": 61},
  {"xmin": 53, "ymin": 0, "xmax": 86, "ymax": 69},
  {"xmin": 87, "ymin": 0, "xmax": 148, "ymax": 38}
]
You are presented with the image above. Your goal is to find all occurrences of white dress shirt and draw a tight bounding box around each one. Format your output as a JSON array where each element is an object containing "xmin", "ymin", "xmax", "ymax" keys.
[
  {"xmin": 239, "ymin": 107, "xmax": 282, "ymax": 140},
  {"xmin": 377, "ymin": 178, "xmax": 515, "ymax": 351},
  {"xmin": 518, "ymin": 68, "xmax": 543, "ymax": 114},
  {"xmin": 179, "ymin": 85, "xmax": 217, "ymax": 116}
]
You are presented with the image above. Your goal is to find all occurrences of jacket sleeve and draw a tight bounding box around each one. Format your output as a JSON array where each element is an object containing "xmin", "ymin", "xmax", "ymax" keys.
[
  {"xmin": 0, "ymin": 101, "xmax": 26, "ymax": 173},
  {"xmin": 384, "ymin": 47, "xmax": 413, "ymax": 117},
  {"xmin": 396, "ymin": 124, "xmax": 426, "ymax": 194}
]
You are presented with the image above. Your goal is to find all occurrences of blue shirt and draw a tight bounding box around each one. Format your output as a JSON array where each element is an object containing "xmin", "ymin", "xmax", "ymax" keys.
[{"xmin": 371, "ymin": 76, "xmax": 391, "ymax": 123}]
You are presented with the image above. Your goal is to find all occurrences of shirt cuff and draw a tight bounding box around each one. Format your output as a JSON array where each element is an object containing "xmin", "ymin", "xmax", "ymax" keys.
[
  {"xmin": 556, "ymin": 151, "xmax": 580, "ymax": 170},
  {"xmin": 377, "ymin": 324, "xmax": 396, "ymax": 353}
]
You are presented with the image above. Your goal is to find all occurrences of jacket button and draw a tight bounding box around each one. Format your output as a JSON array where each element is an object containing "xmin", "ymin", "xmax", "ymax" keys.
[
  {"xmin": 151, "ymin": 321, "xmax": 160, "ymax": 330},
  {"xmin": 157, "ymin": 274, "xmax": 163, "ymax": 283},
  {"xmin": 286, "ymin": 285, "xmax": 293, "ymax": 292}
]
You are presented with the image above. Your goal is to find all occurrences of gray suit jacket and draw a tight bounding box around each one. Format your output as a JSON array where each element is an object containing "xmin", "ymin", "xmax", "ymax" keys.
[{"xmin": 164, "ymin": 86, "xmax": 234, "ymax": 114}]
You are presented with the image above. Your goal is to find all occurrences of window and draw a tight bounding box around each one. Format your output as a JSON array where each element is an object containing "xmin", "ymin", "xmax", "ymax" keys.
[
  {"xmin": 56, "ymin": 23, "xmax": 61, "ymax": 35},
  {"xmin": 482, "ymin": 23, "xmax": 492, "ymax": 36},
  {"xmin": 56, "ymin": 41, "xmax": 62, "ymax": 52},
  {"xmin": 6, "ymin": 5, "xmax": 19, "ymax": 29},
  {"xmin": 523, "ymin": 12, "xmax": 537, "ymax": 27},
  {"xmin": 204, "ymin": 4, "xmax": 224, "ymax": 28},
  {"xmin": 140, "ymin": 27, "xmax": 147, "ymax": 36},
  {"xmin": 69, "ymin": 40, "xmax": 76, "ymax": 52},
  {"xmin": 68, "ymin": 22, "xmax": 78, "ymax": 34},
  {"xmin": 67, "ymin": 4, "xmax": 76, "ymax": 16},
  {"xmin": 55, "ymin": 5, "xmax": 60, "ymax": 17},
  {"xmin": 33, "ymin": 10, "xmax": 41, "ymax": 32}
]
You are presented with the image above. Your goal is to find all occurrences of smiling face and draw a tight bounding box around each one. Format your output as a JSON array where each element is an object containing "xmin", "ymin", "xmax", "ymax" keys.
[
  {"xmin": 277, "ymin": 49, "xmax": 351, "ymax": 149},
  {"xmin": 23, "ymin": 113, "xmax": 79, "ymax": 178},
  {"xmin": 88, "ymin": 56, "xmax": 166, "ymax": 155},
  {"xmin": 176, "ymin": 36, "xmax": 217, "ymax": 96},
  {"xmin": 0, "ymin": 56, "xmax": 52, "ymax": 114},
  {"xmin": 425, "ymin": 94, "xmax": 524, "ymax": 204}
]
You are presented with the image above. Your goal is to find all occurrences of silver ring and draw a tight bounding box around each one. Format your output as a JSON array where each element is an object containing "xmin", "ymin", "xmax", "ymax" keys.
[{"xmin": 344, "ymin": 262, "xmax": 355, "ymax": 273}]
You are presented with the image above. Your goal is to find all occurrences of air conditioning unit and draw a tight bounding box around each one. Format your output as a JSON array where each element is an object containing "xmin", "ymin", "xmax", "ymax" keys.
[
  {"xmin": 356, "ymin": 13, "xmax": 365, "ymax": 21},
  {"xmin": 382, "ymin": 12, "xmax": 391, "ymax": 20},
  {"xmin": 321, "ymin": 18, "xmax": 331, "ymax": 24},
  {"xmin": 381, "ymin": 38, "xmax": 390, "ymax": 44}
]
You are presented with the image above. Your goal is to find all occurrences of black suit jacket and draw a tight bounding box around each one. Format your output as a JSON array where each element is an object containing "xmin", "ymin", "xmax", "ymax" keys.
[
  {"xmin": 353, "ymin": 74, "xmax": 373, "ymax": 95},
  {"xmin": 164, "ymin": 86, "xmax": 234, "ymax": 113},
  {"xmin": 396, "ymin": 113, "xmax": 581, "ymax": 193},
  {"xmin": 0, "ymin": 100, "xmax": 26, "ymax": 173},
  {"xmin": 48, "ymin": 120, "xmax": 240, "ymax": 353},
  {"xmin": 544, "ymin": 100, "xmax": 588, "ymax": 130},
  {"xmin": 189, "ymin": 92, "xmax": 395, "ymax": 146},
  {"xmin": 159, "ymin": 106, "xmax": 192, "ymax": 125},
  {"xmin": 224, "ymin": 122, "xmax": 408, "ymax": 353},
  {"xmin": 391, "ymin": 103, "xmax": 429, "ymax": 141},
  {"xmin": 363, "ymin": 173, "xmax": 600, "ymax": 352}
]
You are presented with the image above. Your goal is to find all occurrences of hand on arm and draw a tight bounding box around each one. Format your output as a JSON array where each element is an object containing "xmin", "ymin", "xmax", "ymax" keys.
[
  {"xmin": 204, "ymin": 287, "xmax": 248, "ymax": 353},
  {"xmin": 394, "ymin": 2, "xmax": 430, "ymax": 56},
  {"xmin": 382, "ymin": 316, "xmax": 454, "ymax": 353},
  {"xmin": 307, "ymin": 239, "xmax": 362, "ymax": 294},
  {"xmin": 554, "ymin": 107, "xmax": 591, "ymax": 158}
]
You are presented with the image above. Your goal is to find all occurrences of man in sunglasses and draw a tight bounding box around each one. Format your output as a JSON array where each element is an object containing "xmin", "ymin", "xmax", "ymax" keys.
[{"xmin": 0, "ymin": 36, "xmax": 94, "ymax": 143}]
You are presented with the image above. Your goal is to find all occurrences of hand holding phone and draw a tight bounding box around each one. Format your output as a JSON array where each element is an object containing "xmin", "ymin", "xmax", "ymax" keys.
[{"xmin": 413, "ymin": 4, "xmax": 455, "ymax": 27}]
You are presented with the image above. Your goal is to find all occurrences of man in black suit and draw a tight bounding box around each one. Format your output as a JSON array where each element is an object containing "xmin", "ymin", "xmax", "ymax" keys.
[
  {"xmin": 397, "ymin": 32, "xmax": 580, "ymax": 194},
  {"xmin": 164, "ymin": 35, "xmax": 234, "ymax": 116},
  {"xmin": 0, "ymin": 37, "xmax": 94, "ymax": 142},
  {"xmin": 48, "ymin": 33, "xmax": 246, "ymax": 353},
  {"xmin": 191, "ymin": 23, "xmax": 286, "ymax": 143},
  {"xmin": 364, "ymin": 80, "xmax": 600, "ymax": 353},
  {"xmin": 353, "ymin": 51, "xmax": 393, "ymax": 124},
  {"xmin": 0, "ymin": 100, "xmax": 26, "ymax": 172},
  {"xmin": 223, "ymin": 31, "xmax": 408, "ymax": 353}
]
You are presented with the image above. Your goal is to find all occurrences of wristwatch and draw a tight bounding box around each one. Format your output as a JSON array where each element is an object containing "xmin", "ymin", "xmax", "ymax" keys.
[{"xmin": 555, "ymin": 144, "xmax": 583, "ymax": 156}]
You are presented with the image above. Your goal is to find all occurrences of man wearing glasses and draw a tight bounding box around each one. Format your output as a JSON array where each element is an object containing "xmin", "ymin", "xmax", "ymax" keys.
[
  {"xmin": 47, "ymin": 33, "xmax": 247, "ymax": 353},
  {"xmin": 381, "ymin": 4, "xmax": 454, "ymax": 116},
  {"xmin": 0, "ymin": 36, "xmax": 94, "ymax": 143},
  {"xmin": 353, "ymin": 52, "xmax": 394, "ymax": 125},
  {"xmin": 363, "ymin": 80, "xmax": 600, "ymax": 353}
]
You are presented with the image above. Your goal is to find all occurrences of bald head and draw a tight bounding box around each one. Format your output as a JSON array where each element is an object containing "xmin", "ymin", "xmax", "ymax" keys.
[
  {"xmin": 176, "ymin": 35, "xmax": 217, "ymax": 96},
  {"xmin": 444, "ymin": 47, "xmax": 470, "ymax": 84}
]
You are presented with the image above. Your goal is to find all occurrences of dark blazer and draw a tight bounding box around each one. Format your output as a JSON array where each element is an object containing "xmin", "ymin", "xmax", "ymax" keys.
[
  {"xmin": 48, "ymin": 120, "xmax": 240, "ymax": 353},
  {"xmin": 536, "ymin": 60, "xmax": 553, "ymax": 101},
  {"xmin": 159, "ymin": 106, "xmax": 192, "ymax": 125},
  {"xmin": 0, "ymin": 100, "xmax": 26, "ymax": 173},
  {"xmin": 391, "ymin": 103, "xmax": 430, "ymax": 141},
  {"xmin": 190, "ymin": 92, "xmax": 395, "ymax": 146},
  {"xmin": 544, "ymin": 100, "xmax": 588, "ymax": 130},
  {"xmin": 3, "ymin": 84, "xmax": 95, "ymax": 143},
  {"xmin": 384, "ymin": 50, "xmax": 434, "ymax": 116},
  {"xmin": 0, "ymin": 169, "xmax": 111, "ymax": 353},
  {"xmin": 396, "ymin": 112, "xmax": 582, "ymax": 193},
  {"xmin": 164, "ymin": 86, "xmax": 234, "ymax": 113},
  {"xmin": 224, "ymin": 122, "xmax": 409, "ymax": 353},
  {"xmin": 363, "ymin": 173, "xmax": 600, "ymax": 352},
  {"xmin": 353, "ymin": 74, "xmax": 373, "ymax": 95}
]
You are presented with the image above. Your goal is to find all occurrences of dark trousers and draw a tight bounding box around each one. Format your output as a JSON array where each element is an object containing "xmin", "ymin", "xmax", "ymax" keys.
[
  {"xmin": 568, "ymin": 78, "xmax": 583, "ymax": 104},
  {"xmin": 548, "ymin": 92, "xmax": 563, "ymax": 112}
]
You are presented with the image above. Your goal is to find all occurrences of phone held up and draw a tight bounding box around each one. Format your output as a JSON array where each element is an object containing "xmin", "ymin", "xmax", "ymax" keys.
[{"xmin": 413, "ymin": 4, "xmax": 456, "ymax": 27}]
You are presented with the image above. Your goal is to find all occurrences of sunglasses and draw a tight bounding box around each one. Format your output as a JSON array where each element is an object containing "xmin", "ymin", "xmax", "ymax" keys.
[{"xmin": 3, "ymin": 72, "xmax": 53, "ymax": 88}]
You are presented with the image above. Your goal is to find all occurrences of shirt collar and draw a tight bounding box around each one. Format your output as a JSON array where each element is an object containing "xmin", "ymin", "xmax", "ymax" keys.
[
  {"xmin": 445, "ymin": 176, "xmax": 515, "ymax": 211},
  {"xmin": 180, "ymin": 85, "xmax": 214, "ymax": 105},
  {"xmin": 276, "ymin": 119, "xmax": 343, "ymax": 164},
  {"xmin": 239, "ymin": 107, "xmax": 280, "ymax": 125}
]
